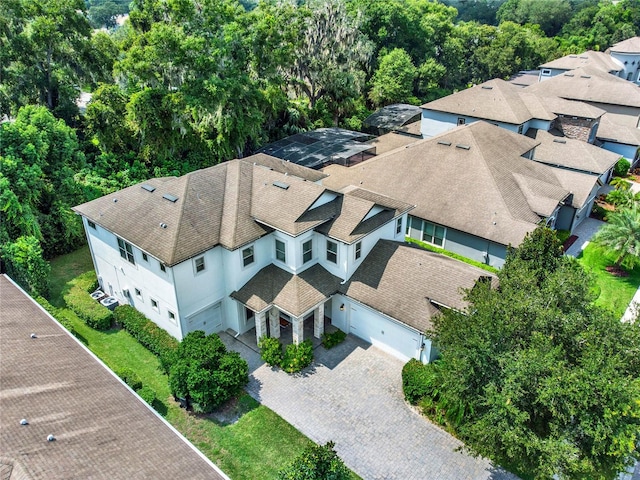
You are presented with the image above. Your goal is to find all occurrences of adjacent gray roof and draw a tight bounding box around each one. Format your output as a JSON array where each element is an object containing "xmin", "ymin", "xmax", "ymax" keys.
[
  {"xmin": 323, "ymin": 122, "xmax": 570, "ymax": 247},
  {"xmin": 525, "ymin": 65, "xmax": 640, "ymax": 108},
  {"xmin": 340, "ymin": 241, "xmax": 497, "ymax": 333},
  {"xmin": 366, "ymin": 131, "xmax": 421, "ymax": 155},
  {"xmin": 509, "ymin": 70, "xmax": 541, "ymax": 88},
  {"xmin": 597, "ymin": 114, "xmax": 640, "ymax": 147},
  {"xmin": 608, "ymin": 37, "xmax": 640, "ymax": 54},
  {"xmin": 540, "ymin": 51, "xmax": 623, "ymax": 73},
  {"xmin": 363, "ymin": 104, "xmax": 422, "ymax": 130},
  {"xmin": 230, "ymin": 264, "xmax": 342, "ymax": 317},
  {"xmin": 0, "ymin": 275, "xmax": 226, "ymax": 480},
  {"xmin": 527, "ymin": 129, "xmax": 621, "ymax": 175},
  {"xmin": 257, "ymin": 128, "xmax": 375, "ymax": 169}
]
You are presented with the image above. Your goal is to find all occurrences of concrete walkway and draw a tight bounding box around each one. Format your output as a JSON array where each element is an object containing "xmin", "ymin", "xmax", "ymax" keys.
[
  {"xmin": 564, "ymin": 217, "xmax": 605, "ymax": 258},
  {"xmin": 220, "ymin": 332, "xmax": 517, "ymax": 480}
]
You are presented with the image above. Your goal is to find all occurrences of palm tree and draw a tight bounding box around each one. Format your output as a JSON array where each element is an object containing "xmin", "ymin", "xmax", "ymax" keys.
[{"xmin": 593, "ymin": 206, "xmax": 640, "ymax": 269}]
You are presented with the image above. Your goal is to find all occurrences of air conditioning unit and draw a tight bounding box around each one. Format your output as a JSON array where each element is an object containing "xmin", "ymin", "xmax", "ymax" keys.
[
  {"xmin": 91, "ymin": 290, "xmax": 107, "ymax": 301},
  {"xmin": 100, "ymin": 296, "xmax": 119, "ymax": 311}
]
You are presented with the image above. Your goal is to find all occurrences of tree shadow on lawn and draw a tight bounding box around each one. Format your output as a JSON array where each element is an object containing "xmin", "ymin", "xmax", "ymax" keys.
[{"xmin": 201, "ymin": 392, "xmax": 260, "ymax": 426}]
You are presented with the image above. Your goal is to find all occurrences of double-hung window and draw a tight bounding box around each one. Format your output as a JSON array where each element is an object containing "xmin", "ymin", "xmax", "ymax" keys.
[
  {"xmin": 355, "ymin": 241, "xmax": 362, "ymax": 260},
  {"xmin": 326, "ymin": 240, "xmax": 338, "ymax": 263},
  {"xmin": 275, "ymin": 239, "xmax": 286, "ymax": 262},
  {"xmin": 396, "ymin": 217, "xmax": 402, "ymax": 235},
  {"xmin": 242, "ymin": 246, "xmax": 255, "ymax": 267},
  {"xmin": 302, "ymin": 240, "xmax": 313, "ymax": 263},
  {"xmin": 194, "ymin": 256, "xmax": 205, "ymax": 273},
  {"xmin": 117, "ymin": 238, "xmax": 135, "ymax": 264}
]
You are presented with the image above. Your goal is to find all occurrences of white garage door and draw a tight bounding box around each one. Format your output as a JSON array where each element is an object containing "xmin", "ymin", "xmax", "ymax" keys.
[
  {"xmin": 187, "ymin": 303, "xmax": 222, "ymax": 335},
  {"xmin": 349, "ymin": 305, "xmax": 419, "ymax": 361}
]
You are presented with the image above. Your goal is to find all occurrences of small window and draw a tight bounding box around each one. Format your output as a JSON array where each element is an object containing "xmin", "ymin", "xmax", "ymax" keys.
[
  {"xmin": 168, "ymin": 310, "xmax": 177, "ymax": 324},
  {"xmin": 242, "ymin": 246, "xmax": 255, "ymax": 267},
  {"xmin": 355, "ymin": 241, "xmax": 362, "ymax": 260},
  {"xmin": 194, "ymin": 256, "xmax": 205, "ymax": 273},
  {"xmin": 275, "ymin": 239, "xmax": 286, "ymax": 263},
  {"xmin": 151, "ymin": 298, "xmax": 159, "ymax": 312},
  {"xmin": 302, "ymin": 239, "xmax": 313, "ymax": 263},
  {"xmin": 160, "ymin": 263, "xmax": 166, "ymax": 272},
  {"xmin": 518, "ymin": 124, "xmax": 523, "ymax": 134},
  {"xmin": 541, "ymin": 69, "xmax": 551, "ymax": 76},
  {"xmin": 396, "ymin": 217, "xmax": 402, "ymax": 235},
  {"xmin": 457, "ymin": 117, "xmax": 465, "ymax": 126},
  {"xmin": 142, "ymin": 252, "xmax": 148, "ymax": 262},
  {"xmin": 422, "ymin": 221, "xmax": 445, "ymax": 247},
  {"xmin": 326, "ymin": 240, "xmax": 337, "ymax": 264},
  {"xmin": 88, "ymin": 220, "xmax": 96, "ymax": 229},
  {"xmin": 135, "ymin": 288, "xmax": 142, "ymax": 300},
  {"xmin": 117, "ymin": 238, "xmax": 135, "ymax": 264}
]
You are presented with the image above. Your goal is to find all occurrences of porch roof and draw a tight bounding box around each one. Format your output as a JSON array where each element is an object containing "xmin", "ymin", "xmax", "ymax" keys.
[{"xmin": 231, "ymin": 264, "xmax": 342, "ymax": 317}]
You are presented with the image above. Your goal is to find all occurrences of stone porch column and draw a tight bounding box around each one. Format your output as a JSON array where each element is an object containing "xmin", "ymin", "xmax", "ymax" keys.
[
  {"xmin": 313, "ymin": 303, "xmax": 325, "ymax": 339},
  {"xmin": 268, "ymin": 308, "xmax": 280, "ymax": 339},
  {"xmin": 291, "ymin": 315, "xmax": 304, "ymax": 345},
  {"xmin": 255, "ymin": 310, "xmax": 267, "ymax": 344}
]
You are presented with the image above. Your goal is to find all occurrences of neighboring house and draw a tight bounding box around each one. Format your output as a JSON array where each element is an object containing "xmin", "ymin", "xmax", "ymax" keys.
[
  {"xmin": 420, "ymin": 78, "xmax": 605, "ymax": 143},
  {"xmin": 0, "ymin": 274, "xmax": 228, "ymax": 480},
  {"xmin": 363, "ymin": 103, "xmax": 422, "ymax": 136},
  {"xmin": 538, "ymin": 50, "xmax": 623, "ymax": 81},
  {"xmin": 607, "ymin": 36, "xmax": 640, "ymax": 85},
  {"xmin": 596, "ymin": 114, "xmax": 640, "ymax": 167},
  {"xmin": 322, "ymin": 122, "xmax": 582, "ymax": 268},
  {"xmin": 73, "ymin": 153, "xmax": 493, "ymax": 362}
]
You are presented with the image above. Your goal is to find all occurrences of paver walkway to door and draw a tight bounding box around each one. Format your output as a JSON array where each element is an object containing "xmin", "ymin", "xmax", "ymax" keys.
[{"xmin": 221, "ymin": 332, "xmax": 517, "ymax": 480}]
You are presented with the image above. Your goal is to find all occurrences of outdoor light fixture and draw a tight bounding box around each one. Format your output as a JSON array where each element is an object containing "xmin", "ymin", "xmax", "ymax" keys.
[{"xmin": 340, "ymin": 304, "xmax": 345, "ymax": 311}]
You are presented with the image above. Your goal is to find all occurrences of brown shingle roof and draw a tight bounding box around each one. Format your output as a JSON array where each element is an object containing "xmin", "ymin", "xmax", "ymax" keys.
[
  {"xmin": 608, "ymin": 37, "xmax": 640, "ymax": 54},
  {"xmin": 323, "ymin": 122, "xmax": 569, "ymax": 247},
  {"xmin": 540, "ymin": 51, "xmax": 623, "ymax": 73},
  {"xmin": 0, "ymin": 275, "xmax": 227, "ymax": 480},
  {"xmin": 597, "ymin": 114, "xmax": 640, "ymax": 147},
  {"xmin": 73, "ymin": 155, "xmax": 333, "ymax": 265},
  {"xmin": 230, "ymin": 264, "xmax": 342, "ymax": 317},
  {"xmin": 525, "ymin": 65, "xmax": 640, "ymax": 108},
  {"xmin": 340, "ymin": 241, "xmax": 497, "ymax": 332},
  {"xmin": 366, "ymin": 131, "xmax": 420, "ymax": 155},
  {"xmin": 527, "ymin": 129, "xmax": 621, "ymax": 174}
]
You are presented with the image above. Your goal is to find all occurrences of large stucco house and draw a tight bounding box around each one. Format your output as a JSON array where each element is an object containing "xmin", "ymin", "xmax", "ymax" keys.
[{"xmin": 73, "ymin": 154, "xmax": 495, "ymax": 363}]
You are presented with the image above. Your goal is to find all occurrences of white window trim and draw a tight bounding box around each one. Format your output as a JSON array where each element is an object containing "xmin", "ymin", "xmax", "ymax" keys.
[
  {"xmin": 135, "ymin": 288, "xmax": 143, "ymax": 301},
  {"xmin": 541, "ymin": 69, "xmax": 551, "ymax": 76},
  {"xmin": 168, "ymin": 310, "xmax": 177, "ymax": 325},
  {"xmin": 150, "ymin": 298, "xmax": 159, "ymax": 313},
  {"xmin": 355, "ymin": 241, "xmax": 362, "ymax": 260},
  {"xmin": 117, "ymin": 237, "xmax": 135, "ymax": 265},
  {"xmin": 302, "ymin": 239, "xmax": 313, "ymax": 264},
  {"xmin": 194, "ymin": 256, "xmax": 206, "ymax": 274},
  {"xmin": 396, "ymin": 217, "xmax": 402, "ymax": 235},
  {"xmin": 326, "ymin": 240, "xmax": 338, "ymax": 264},
  {"xmin": 242, "ymin": 245, "xmax": 255, "ymax": 268},
  {"xmin": 88, "ymin": 220, "xmax": 96, "ymax": 229},
  {"xmin": 275, "ymin": 239, "xmax": 286, "ymax": 263}
]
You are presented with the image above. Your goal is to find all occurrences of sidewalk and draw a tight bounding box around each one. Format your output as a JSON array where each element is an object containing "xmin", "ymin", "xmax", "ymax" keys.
[{"xmin": 564, "ymin": 217, "xmax": 604, "ymax": 258}]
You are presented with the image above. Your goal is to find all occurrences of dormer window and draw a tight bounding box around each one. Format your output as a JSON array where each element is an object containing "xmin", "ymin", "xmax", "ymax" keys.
[{"xmin": 326, "ymin": 240, "xmax": 338, "ymax": 264}]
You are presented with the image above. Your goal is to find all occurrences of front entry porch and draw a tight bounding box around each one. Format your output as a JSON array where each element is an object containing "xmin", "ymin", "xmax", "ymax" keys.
[{"xmin": 230, "ymin": 315, "xmax": 337, "ymax": 354}]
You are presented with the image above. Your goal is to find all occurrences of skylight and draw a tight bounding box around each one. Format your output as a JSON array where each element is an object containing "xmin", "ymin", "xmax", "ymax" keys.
[
  {"xmin": 141, "ymin": 184, "xmax": 156, "ymax": 192},
  {"xmin": 163, "ymin": 194, "xmax": 179, "ymax": 202}
]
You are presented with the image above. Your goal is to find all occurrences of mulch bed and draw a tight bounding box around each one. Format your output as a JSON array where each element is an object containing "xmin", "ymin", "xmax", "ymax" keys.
[
  {"xmin": 605, "ymin": 265, "xmax": 629, "ymax": 277},
  {"xmin": 562, "ymin": 235, "xmax": 578, "ymax": 252}
]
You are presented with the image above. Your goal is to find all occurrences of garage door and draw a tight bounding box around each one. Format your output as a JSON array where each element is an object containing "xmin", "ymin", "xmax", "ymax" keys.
[
  {"xmin": 187, "ymin": 303, "xmax": 222, "ymax": 335},
  {"xmin": 349, "ymin": 305, "xmax": 418, "ymax": 361}
]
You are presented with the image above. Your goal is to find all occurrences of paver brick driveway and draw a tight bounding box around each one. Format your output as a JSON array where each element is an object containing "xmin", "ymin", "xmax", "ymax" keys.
[{"xmin": 221, "ymin": 332, "xmax": 517, "ymax": 480}]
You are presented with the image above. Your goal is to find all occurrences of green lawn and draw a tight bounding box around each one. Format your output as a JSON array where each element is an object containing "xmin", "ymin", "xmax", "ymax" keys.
[
  {"xmin": 47, "ymin": 248, "xmax": 360, "ymax": 480},
  {"xmin": 576, "ymin": 243, "xmax": 640, "ymax": 318}
]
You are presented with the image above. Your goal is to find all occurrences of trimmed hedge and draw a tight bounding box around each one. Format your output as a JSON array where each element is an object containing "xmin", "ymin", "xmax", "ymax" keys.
[
  {"xmin": 282, "ymin": 340, "xmax": 313, "ymax": 373},
  {"xmin": 113, "ymin": 305, "xmax": 179, "ymax": 373},
  {"xmin": 321, "ymin": 329, "xmax": 346, "ymax": 349},
  {"xmin": 614, "ymin": 157, "xmax": 631, "ymax": 177},
  {"xmin": 63, "ymin": 272, "xmax": 113, "ymax": 330},
  {"xmin": 115, "ymin": 367, "xmax": 143, "ymax": 391},
  {"xmin": 402, "ymin": 358, "xmax": 437, "ymax": 404},
  {"xmin": 137, "ymin": 385, "xmax": 156, "ymax": 405},
  {"xmin": 35, "ymin": 296, "xmax": 77, "ymax": 337},
  {"xmin": 258, "ymin": 336, "xmax": 284, "ymax": 367}
]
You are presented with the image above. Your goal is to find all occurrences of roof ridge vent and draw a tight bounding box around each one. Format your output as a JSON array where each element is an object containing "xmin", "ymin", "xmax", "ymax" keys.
[
  {"xmin": 162, "ymin": 193, "xmax": 178, "ymax": 203},
  {"xmin": 564, "ymin": 73, "xmax": 574, "ymax": 77},
  {"xmin": 437, "ymin": 141, "xmax": 452, "ymax": 146},
  {"xmin": 580, "ymin": 75, "xmax": 591, "ymax": 78},
  {"xmin": 272, "ymin": 181, "xmax": 289, "ymax": 190},
  {"xmin": 569, "ymin": 54, "xmax": 577, "ymax": 58},
  {"xmin": 141, "ymin": 184, "xmax": 156, "ymax": 192},
  {"xmin": 481, "ymin": 85, "xmax": 493, "ymax": 90},
  {"xmin": 553, "ymin": 138, "xmax": 567, "ymax": 144},
  {"xmin": 455, "ymin": 144, "xmax": 471, "ymax": 150},
  {"xmin": 579, "ymin": 55, "xmax": 588, "ymax": 59}
]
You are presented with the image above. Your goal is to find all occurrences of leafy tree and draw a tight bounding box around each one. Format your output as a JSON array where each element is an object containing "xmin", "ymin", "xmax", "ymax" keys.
[
  {"xmin": 497, "ymin": 0, "xmax": 572, "ymax": 36},
  {"xmin": 278, "ymin": 441, "xmax": 351, "ymax": 480},
  {"xmin": 423, "ymin": 227, "xmax": 640, "ymax": 478},
  {"xmin": 169, "ymin": 331, "xmax": 248, "ymax": 413},
  {"xmin": 1, "ymin": 236, "xmax": 51, "ymax": 296},
  {"xmin": 369, "ymin": 48, "xmax": 417, "ymax": 106},
  {"xmin": 593, "ymin": 206, "xmax": 640, "ymax": 269}
]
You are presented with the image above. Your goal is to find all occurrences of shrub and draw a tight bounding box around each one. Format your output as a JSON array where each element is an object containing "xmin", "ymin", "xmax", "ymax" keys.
[
  {"xmin": 282, "ymin": 340, "xmax": 313, "ymax": 374},
  {"xmin": 168, "ymin": 331, "xmax": 249, "ymax": 413},
  {"xmin": 402, "ymin": 358, "xmax": 436, "ymax": 404},
  {"xmin": 63, "ymin": 272, "xmax": 112, "ymax": 330},
  {"xmin": 321, "ymin": 329, "xmax": 346, "ymax": 349},
  {"xmin": 137, "ymin": 385, "xmax": 156, "ymax": 405},
  {"xmin": 258, "ymin": 336, "xmax": 283, "ymax": 367},
  {"xmin": 115, "ymin": 367, "xmax": 143, "ymax": 391},
  {"xmin": 114, "ymin": 305, "xmax": 179, "ymax": 373},
  {"xmin": 35, "ymin": 296, "xmax": 77, "ymax": 337},
  {"xmin": 614, "ymin": 157, "xmax": 631, "ymax": 177},
  {"xmin": 278, "ymin": 441, "xmax": 350, "ymax": 480}
]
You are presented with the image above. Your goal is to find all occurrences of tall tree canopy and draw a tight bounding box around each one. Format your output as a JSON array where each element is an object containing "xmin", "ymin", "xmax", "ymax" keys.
[{"xmin": 422, "ymin": 228, "xmax": 640, "ymax": 479}]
